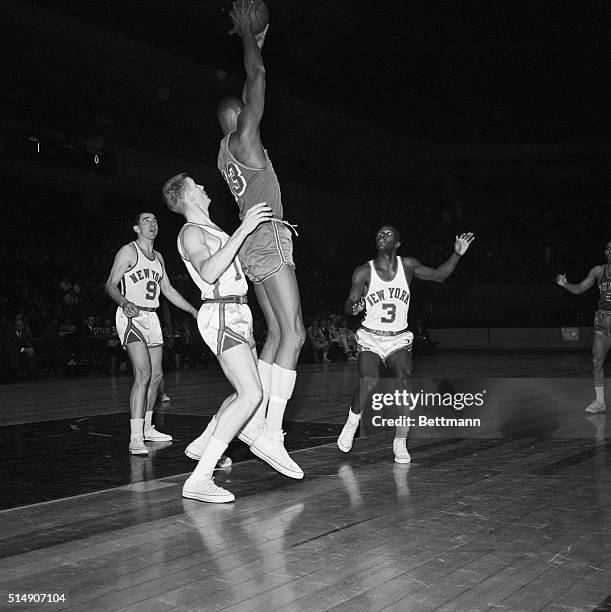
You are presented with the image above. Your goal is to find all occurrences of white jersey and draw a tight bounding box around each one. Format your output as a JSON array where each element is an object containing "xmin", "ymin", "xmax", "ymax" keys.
[
  {"xmin": 120, "ymin": 242, "xmax": 163, "ymax": 308},
  {"xmin": 361, "ymin": 257, "xmax": 410, "ymax": 332},
  {"xmin": 177, "ymin": 223, "xmax": 248, "ymax": 299}
]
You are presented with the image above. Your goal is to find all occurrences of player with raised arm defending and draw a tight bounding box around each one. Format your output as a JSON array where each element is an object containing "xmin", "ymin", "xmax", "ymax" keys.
[
  {"xmin": 216, "ymin": 0, "xmax": 305, "ymax": 480},
  {"xmin": 556, "ymin": 240, "xmax": 611, "ymax": 414},
  {"xmin": 163, "ymin": 172, "xmax": 273, "ymax": 502},
  {"xmin": 338, "ymin": 226, "xmax": 474, "ymax": 462}
]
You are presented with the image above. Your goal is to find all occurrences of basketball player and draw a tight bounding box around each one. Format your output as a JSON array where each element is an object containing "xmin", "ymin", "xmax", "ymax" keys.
[
  {"xmin": 337, "ymin": 226, "xmax": 475, "ymax": 462},
  {"xmin": 105, "ymin": 212, "xmax": 199, "ymax": 455},
  {"xmin": 163, "ymin": 172, "xmax": 273, "ymax": 502},
  {"xmin": 216, "ymin": 0, "xmax": 305, "ymax": 479},
  {"xmin": 556, "ymin": 241, "xmax": 611, "ymax": 414}
]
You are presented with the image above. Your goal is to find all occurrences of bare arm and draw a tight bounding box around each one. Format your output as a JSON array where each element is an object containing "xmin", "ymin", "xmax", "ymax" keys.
[
  {"xmin": 411, "ymin": 232, "xmax": 475, "ymax": 283},
  {"xmin": 104, "ymin": 244, "xmax": 140, "ymax": 317},
  {"xmin": 157, "ymin": 253, "xmax": 198, "ymax": 319},
  {"xmin": 344, "ymin": 265, "xmax": 370, "ymax": 316},
  {"xmin": 230, "ymin": 0, "xmax": 266, "ymax": 139},
  {"xmin": 181, "ymin": 203, "xmax": 272, "ymax": 285},
  {"xmin": 556, "ymin": 267, "xmax": 600, "ymax": 295}
]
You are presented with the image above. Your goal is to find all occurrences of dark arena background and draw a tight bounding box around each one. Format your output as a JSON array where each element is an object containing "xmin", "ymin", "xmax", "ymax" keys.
[{"xmin": 1, "ymin": 1, "xmax": 611, "ymax": 610}]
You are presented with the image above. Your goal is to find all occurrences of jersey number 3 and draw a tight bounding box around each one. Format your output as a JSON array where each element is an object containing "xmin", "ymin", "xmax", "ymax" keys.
[
  {"xmin": 380, "ymin": 303, "xmax": 396, "ymax": 323},
  {"xmin": 224, "ymin": 162, "xmax": 246, "ymax": 198}
]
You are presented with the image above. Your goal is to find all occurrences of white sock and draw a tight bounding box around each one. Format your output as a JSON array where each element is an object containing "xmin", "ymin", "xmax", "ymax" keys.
[
  {"xmin": 394, "ymin": 425, "xmax": 409, "ymax": 439},
  {"xmin": 144, "ymin": 410, "xmax": 153, "ymax": 431},
  {"xmin": 595, "ymin": 386, "xmax": 605, "ymax": 405},
  {"xmin": 255, "ymin": 360, "xmax": 273, "ymax": 420},
  {"xmin": 347, "ymin": 408, "xmax": 361, "ymax": 425},
  {"xmin": 192, "ymin": 436, "xmax": 228, "ymax": 478},
  {"xmin": 266, "ymin": 364, "xmax": 296, "ymax": 432},
  {"xmin": 130, "ymin": 418, "xmax": 144, "ymax": 440}
]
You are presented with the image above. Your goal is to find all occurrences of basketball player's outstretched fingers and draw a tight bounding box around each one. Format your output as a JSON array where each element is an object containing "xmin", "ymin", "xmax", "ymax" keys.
[
  {"xmin": 229, "ymin": 0, "xmax": 253, "ymax": 34},
  {"xmin": 454, "ymin": 232, "xmax": 474, "ymax": 255}
]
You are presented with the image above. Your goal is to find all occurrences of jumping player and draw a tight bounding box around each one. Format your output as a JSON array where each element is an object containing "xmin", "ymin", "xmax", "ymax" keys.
[
  {"xmin": 337, "ymin": 226, "xmax": 475, "ymax": 462},
  {"xmin": 216, "ymin": 0, "xmax": 305, "ymax": 479},
  {"xmin": 556, "ymin": 241, "xmax": 611, "ymax": 414},
  {"xmin": 105, "ymin": 212, "xmax": 199, "ymax": 455},
  {"xmin": 163, "ymin": 172, "xmax": 273, "ymax": 502}
]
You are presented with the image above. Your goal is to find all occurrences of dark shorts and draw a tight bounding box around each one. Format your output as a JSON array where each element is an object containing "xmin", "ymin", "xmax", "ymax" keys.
[
  {"xmin": 594, "ymin": 310, "xmax": 611, "ymax": 336},
  {"xmin": 239, "ymin": 220, "xmax": 295, "ymax": 284}
]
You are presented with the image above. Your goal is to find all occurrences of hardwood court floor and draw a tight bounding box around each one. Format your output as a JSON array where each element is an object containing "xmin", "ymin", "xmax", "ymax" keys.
[{"xmin": 1, "ymin": 351, "xmax": 610, "ymax": 611}]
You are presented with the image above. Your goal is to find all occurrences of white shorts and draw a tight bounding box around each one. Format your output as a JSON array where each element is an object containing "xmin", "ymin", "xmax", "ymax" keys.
[
  {"xmin": 115, "ymin": 308, "xmax": 163, "ymax": 348},
  {"xmin": 356, "ymin": 328, "xmax": 414, "ymax": 363},
  {"xmin": 198, "ymin": 302, "xmax": 255, "ymax": 356}
]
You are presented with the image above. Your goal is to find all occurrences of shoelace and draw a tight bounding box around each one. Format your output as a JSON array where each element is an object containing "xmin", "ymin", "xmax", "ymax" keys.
[{"xmin": 272, "ymin": 430, "xmax": 287, "ymax": 445}]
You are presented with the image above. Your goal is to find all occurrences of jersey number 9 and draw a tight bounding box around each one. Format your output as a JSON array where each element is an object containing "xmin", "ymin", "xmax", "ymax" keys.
[{"xmin": 145, "ymin": 281, "xmax": 157, "ymax": 301}]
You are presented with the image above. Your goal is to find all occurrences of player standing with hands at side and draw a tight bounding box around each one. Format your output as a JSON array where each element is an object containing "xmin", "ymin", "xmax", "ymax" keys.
[
  {"xmin": 216, "ymin": 0, "xmax": 306, "ymax": 479},
  {"xmin": 105, "ymin": 213, "xmax": 199, "ymax": 455}
]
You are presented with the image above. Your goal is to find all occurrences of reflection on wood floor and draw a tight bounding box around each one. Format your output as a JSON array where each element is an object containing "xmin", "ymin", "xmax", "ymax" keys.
[{"xmin": 1, "ymin": 351, "xmax": 610, "ymax": 611}]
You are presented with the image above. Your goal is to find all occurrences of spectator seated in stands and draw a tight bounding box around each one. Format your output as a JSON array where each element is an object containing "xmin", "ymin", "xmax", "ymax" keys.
[
  {"xmin": 326, "ymin": 315, "xmax": 357, "ymax": 361},
  {"xmin": 98, "ymin": 319, "xmax": 127, "ymax": 374},
  {"xmin": 4, "ymin": 315, "xmax": 37, "ymax": 380},
  {"xmin": 59, "ymin": 318, "xmax": 76, "ymax": 336},
  {"xmin": 306, "ymin": 319, "xmax": 330, "ymax": 362},
  {"xmin": 58, "ymin": 276, "xmax": 72, "ymax": 293},
  {"xmin": 77, "ymin": 314, "xmax": 104, "ymax": 370}
]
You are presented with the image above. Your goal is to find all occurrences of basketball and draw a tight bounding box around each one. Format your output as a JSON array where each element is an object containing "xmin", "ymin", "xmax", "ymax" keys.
[{"xmin": 250, "ymin": 0, "xmax": 269, "ymax": 35}]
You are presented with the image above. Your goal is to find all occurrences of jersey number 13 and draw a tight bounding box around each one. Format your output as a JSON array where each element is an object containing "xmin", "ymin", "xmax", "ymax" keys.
[{"xmin": 223, "ymin": 162, "xmax": 246, "ymax": 198}]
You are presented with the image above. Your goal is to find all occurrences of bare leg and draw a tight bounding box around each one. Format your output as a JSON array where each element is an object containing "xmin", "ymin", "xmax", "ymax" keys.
[
  {"xmin": 257, "ymin": 266, "xmax": 305, "ymax": 369},
  {"xmin": 386, "ymin": 348, "xmax": 413, "ymax": 463},
  {"xmin": 587, "ymin": 334, "xmax": 611, "ymax": 412},
  {"xmin": 212, "ymin": 344, "xmax": 263, "ymax": 442},
  {"xmin": 249, "ymin": 267, "xmax": 306, "ymax": 478},
  {"xmin": 125, "ymin": 342, "xmax": 151, "ymax": 420},
  {"xmin": 183, "ymin": 343, "xmax": 262, "ymax": 503},
  {"xmin": 188, "ymin": 344, "xmax": 261, "ymax": 476},
  {"xmin": 254, "ymin": 282, "xmax": 281, "ymax": 366},
  {"xmin": 338, "ymin": 351, "xmax": 382, "ymax": 453},
  {"xmin": 350, "ymin": 351, "xmax": 384, "ymax": 415},
  {"xmin": 125, "ymin": 341, "xmax": 151, "ymax": 454},
  {"xmin": 144, "ymin": 346, "xmax": 172, "ymax": 440},
  {"xmin": 145, "ymin": 346, "xmax": 163, "ymax": 414}
]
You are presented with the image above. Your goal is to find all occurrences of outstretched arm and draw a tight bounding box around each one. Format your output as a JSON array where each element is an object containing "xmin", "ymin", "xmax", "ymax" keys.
[
  {"xmin": 229, "ymin": 0, "xmax": 267, "ymax": 138},
  {"xmin": 181, "ymin": 203, "xmax": 272, "ymax": 285},
  {"xmin": 411, "ymin": 233, "xmax": 475, "ymax": 283},
  {"xmin": 556, "ymin": 267, "xmax": 599, "ymax": 295},
  {"xmin": 157, "ymin": 254, "xmax": 198, "ymax": 319},
  {"xmin": 344, "ymin": 265, "xmax": 370, "ymax": 316}
]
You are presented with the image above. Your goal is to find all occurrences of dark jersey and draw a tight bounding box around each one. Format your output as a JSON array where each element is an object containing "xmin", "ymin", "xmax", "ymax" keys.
[
  {"xmin": 598, "ymin": 264, "xmax": 611, "ymax": 311},
  {"xmin": 217, "ymin": 132, "xmax": 283, "ymax": 220}
]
